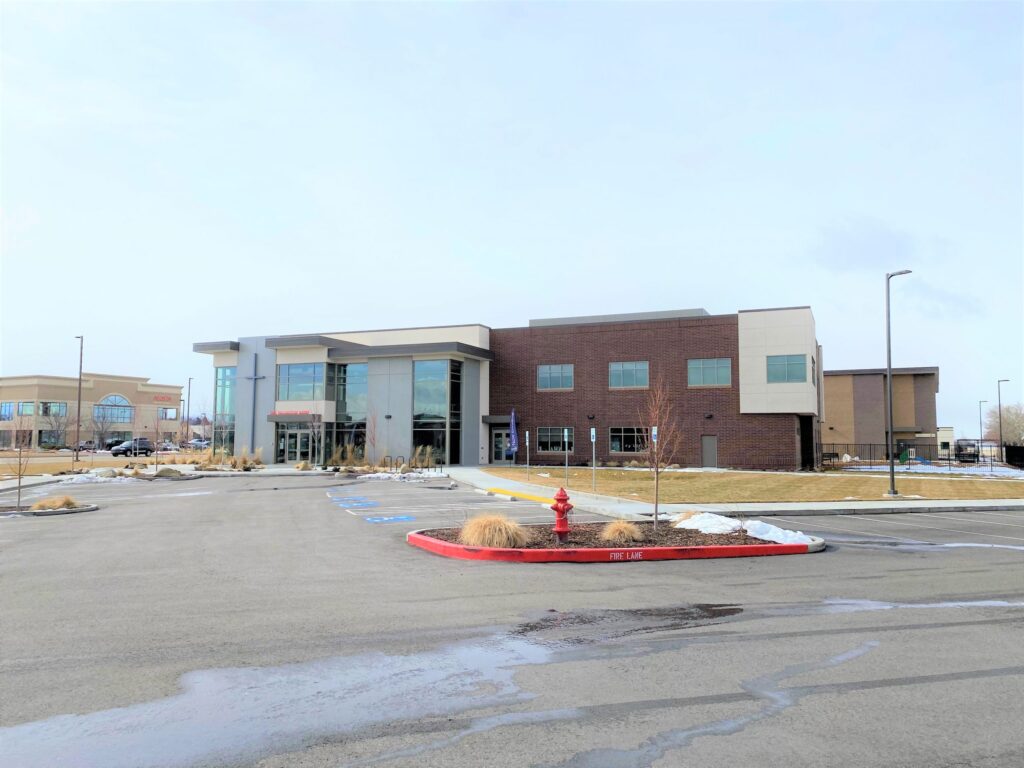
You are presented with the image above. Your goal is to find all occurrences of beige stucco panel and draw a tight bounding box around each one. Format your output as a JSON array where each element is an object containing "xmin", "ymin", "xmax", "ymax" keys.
[
  {"xmin": 275, "ymin": 348, "xmax": 327, "ymax": 365},
  {"xmin": 326, "ymin": 325, "xmax": 490, "ymax": 349},
  {"xmin": 738, "ymin": 308, "xmax": 819, "ymax": 415}
]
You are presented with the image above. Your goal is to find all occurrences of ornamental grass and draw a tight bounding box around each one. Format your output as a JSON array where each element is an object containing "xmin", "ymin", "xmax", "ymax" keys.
[{"xmin": 458, "ymin": 514, "xmax": 532, "ymax": 548}]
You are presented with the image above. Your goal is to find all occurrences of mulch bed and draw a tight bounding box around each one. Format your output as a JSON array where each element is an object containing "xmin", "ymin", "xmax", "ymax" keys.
[{"xmin": 419, "ymin": 521, "xmax": 772, "ymax": 549}]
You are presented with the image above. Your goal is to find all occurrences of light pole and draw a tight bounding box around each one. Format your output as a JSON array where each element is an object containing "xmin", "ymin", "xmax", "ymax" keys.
[
  {"xmin": 74, "ymin": 335, "xmax": 84, "ymax": 463},
  {"xmin": 885, "ymin": 269, "xmax": 912, "ymax": 497},
  {"xmin": 979, "ymin": 400, "xmax": 987, "ymax": 461},
  {"xmin": 186, "ymin": 377, "xmax": 193, "ymax": 441},
  {"xmin": 997, "ymin": 379, "xmax": 1009, "ymax": 463}
]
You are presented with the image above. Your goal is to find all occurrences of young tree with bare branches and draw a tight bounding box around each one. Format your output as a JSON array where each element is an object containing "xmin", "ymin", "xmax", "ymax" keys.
[
  {"xmin": 41, "ymin": 404, "xmax": 70, "ymax": 449},
  {"xmin": 638, "ymin": 377, "xmax": 681, "ymax": 531},
  {"xmin": 3, "ymin": 416, "xmax": 34, "ymax": 511}
]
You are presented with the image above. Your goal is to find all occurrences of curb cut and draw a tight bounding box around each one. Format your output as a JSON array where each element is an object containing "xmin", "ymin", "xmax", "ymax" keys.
[{"xmin": 407, "ymin": 530, "xmax": 825, "ymax": 563}]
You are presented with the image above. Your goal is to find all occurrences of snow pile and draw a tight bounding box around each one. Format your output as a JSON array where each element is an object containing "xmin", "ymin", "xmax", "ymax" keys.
[
  {"xmin": 62, "ymin": 473, "xmax": 143, "ymax": 485},
  {"xmin": 671, "ymin": 511, "xmax": 813, "ymax": 545},
  {"xmin": 357, "ymin": 472, "xmax": 448, "ymax": 482}
]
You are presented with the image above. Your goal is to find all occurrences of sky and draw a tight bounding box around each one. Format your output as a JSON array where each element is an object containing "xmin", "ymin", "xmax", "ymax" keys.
[{"xmin": 1, "ymin": 1, "xmax": 1021, "ymax": 436}]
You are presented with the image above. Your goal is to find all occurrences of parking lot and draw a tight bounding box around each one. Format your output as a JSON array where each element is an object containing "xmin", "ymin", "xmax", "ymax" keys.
[{"xmin": 2, "ymin": 475, "xmax": 1022, "ymax": 768}]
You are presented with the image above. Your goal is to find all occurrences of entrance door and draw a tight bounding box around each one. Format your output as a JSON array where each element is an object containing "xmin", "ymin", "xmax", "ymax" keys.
[
  {"xmin": 491, "ymin": 429, "xmax": 510, "ymax": 463},
  {"xmin": 701, "ymin": 435, "xmax": 718, "ymax": 468},
  {"xmin": 285, "ymin": 430, "xmax": 312, "ymax": 463}
]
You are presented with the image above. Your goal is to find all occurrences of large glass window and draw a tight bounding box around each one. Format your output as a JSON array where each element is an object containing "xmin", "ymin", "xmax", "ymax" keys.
[
  {"xmin": 158, "ymin": 407, "xmax": 177, "ymax": 420},
  {"xmin": 688, "ymin": 358, "xmax": 731, "ymax": 387},
  {"xmin": 413, "ymin": 360, "xmax": 449, "ymax": 463},
  {"xmin": 335, "ymin": 363, "xmax": 368, "ymax": 421},
  {"xmin": 0, "ymin": 402, "xmax": 13, "ymax": 421},
  {"xmin": 609, "ymin": 361, "xmax": 649, "ymax": 388},
  {"xmin": 41, "ymin": 402, "xmax": 68, "ymax": 417},
  {"xmin": 537, "ymin": 364, "xmax": 574, "ymax": 390},
  {"xmin": 0, "ymin": 431, "xmax": 10, "ymax": 448},
  {"xmin": 538, "ymin": 427, "xmax": 573, "ymax": 452},
  {"xmin": 609, "ymin": 427, "xmax": 648, "ymax": 453},
  {"xmin": 214, "ymin": 366, "xmax": 237, "ymax": 455},
  {"xmin": 276, "ymin": 363, "xmax": 325, "ymax": 401},
  {"xmin": 767, "ymin": 354, "xmax": 806, "ymax": 383},
  {"xmin": 18, "ymin": 402, "xmax": 35, "ymax": 416},
  {"xmin": 93, "ymin": 395, "xmax": 133, "ymax": 423}
]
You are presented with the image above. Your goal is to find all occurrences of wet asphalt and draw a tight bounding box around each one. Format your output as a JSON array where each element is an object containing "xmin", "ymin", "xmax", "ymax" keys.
[{"xmin": 1, "ymin": 475, "xmax": 1022, "ymax": 767}]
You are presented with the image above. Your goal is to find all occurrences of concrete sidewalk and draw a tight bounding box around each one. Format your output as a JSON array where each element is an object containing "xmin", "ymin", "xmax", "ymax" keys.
[
  {"xmin": 446, "ymin": 466, "xmax": 1024, "ymax": 519},
  {"xmin": 0, "ymin": 476, "xmax": 64, "ymax": 495}
]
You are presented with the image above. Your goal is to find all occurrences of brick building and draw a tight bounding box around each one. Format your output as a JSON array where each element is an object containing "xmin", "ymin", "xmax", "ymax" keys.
[{"xmin": 195, "ymin": 306, "xmax": 823, "ymax": 470}]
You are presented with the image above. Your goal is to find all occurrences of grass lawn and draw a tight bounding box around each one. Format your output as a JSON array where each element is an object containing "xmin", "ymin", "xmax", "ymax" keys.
[
  {"xmin": 0, "ymin": 452, "xmax": 200, "ymax": 478},
  {"xmin": 484, "ymin": 467, "xmax": 1024, "ymax": 503}
]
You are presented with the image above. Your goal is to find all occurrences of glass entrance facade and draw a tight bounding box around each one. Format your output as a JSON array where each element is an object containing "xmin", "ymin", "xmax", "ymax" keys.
[{"xmin": 412, "ymin": 359, "xmax": 462, "ymax": 465}]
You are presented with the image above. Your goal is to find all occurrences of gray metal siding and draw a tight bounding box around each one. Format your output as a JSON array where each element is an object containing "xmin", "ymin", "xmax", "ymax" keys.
[{"xmin": 367, "ymin": 358, "xmax": 412, "ymax": 463}]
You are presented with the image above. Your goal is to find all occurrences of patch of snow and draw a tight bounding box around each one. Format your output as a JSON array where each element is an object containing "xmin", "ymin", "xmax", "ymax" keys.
[
  {"xmin": 537, "ymin": 472, "xmax": 551, "ymax": 478},
  {"xmin": 357, "ymin": 472, "xmax": 448, "ymax": 482},
  {"xmin": 62, "ymin": 473, "xmax": 142, "ymax": 485},
  {"xmin": 671, "ymin": 511, "xmax": 813, "ymax": 545}
]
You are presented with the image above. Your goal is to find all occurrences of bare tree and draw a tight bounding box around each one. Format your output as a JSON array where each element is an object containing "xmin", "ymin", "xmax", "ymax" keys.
[
  {"xmin": 3, "ymin": 417, "xmax": 34, "ymax": 511},
  {"xmin": 309, "ymin": 413, "xmax": 323, "ymax": 466},
  {"xmin": 365, "ymin": 410, "xmax": 379, "ymax": 466},
  {"xmin": 985, "ymin": 403, "xmax": 1024, "ymax": 446},
  {"xmin": 41, "ymin": 405, "xmax": 70, "ymax": 449},
  {"xmin": 638, "ymin": 377, "xmax": 682, "ymax": 531},
  {"xmin": 90, "ymin": 409, "xmax": 115, "ymax": 451}
]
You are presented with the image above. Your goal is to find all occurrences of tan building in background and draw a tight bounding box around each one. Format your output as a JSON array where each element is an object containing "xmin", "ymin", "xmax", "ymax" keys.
[
  {"xmin": 0, "ymin": 373, "xmax": 183, "ymax": 449},
  {"xmin": 821, "ymin": 366, "xmax": 939, "ymax": 448}
]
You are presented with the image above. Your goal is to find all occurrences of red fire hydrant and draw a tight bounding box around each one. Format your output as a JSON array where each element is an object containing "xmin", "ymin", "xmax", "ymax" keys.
[{"xmin": 551, "ymin": 487, "xmax": 573, "ymax": 543}]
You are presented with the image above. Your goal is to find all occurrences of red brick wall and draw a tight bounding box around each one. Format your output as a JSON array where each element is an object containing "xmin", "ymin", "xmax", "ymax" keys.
[{"xmin": 489, "ymin": 315, "xmax": 802, "ymax": 470}]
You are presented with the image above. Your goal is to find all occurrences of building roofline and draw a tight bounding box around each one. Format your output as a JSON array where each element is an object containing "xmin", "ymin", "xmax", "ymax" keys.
[
  {"xmin": 328, "ymin": 341, "xmax": 494, "ymax": 361},
  {"xmin": 193, "ymin": 341, "xmax": 241, "ymax": 354},
  {"xmin": 528, "ymin": 308, "xmax": 710, "ymax": 328},
  {"xmin": 737, "ymin": 305, "xmax": 812, "ymax": 313},
  {"xmin": 824, "ymin": 367, "xmax": 939, "ymax": 376},
  {"xmin": 0, "ymin": 373, "xmax": 180, "ymax": 388}
]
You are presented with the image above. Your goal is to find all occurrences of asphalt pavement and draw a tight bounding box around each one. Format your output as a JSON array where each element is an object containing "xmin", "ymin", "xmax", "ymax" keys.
[{"xmin": 1, "ymin": 475, "xmax": 1021, "ymax": 768}]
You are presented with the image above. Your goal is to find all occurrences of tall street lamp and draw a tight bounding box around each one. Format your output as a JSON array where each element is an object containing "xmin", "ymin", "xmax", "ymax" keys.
[
  {"xmin": 74, "ymin": 335, "xmax": 84, "ymax": 463},
  {"xmin": 997, "ymin": 379, "xmax": 1010, "ymax": 463},
  {"xmin": 186, "ymin": 377, "xmax": 193, "ymax": 441},
  {"xmin": 978, "ymin": 400, "xmax": 987, "ymax": 460},
  {"xmin": 885, "ymin": 269, "xmax": 912, "ymax": 497}
]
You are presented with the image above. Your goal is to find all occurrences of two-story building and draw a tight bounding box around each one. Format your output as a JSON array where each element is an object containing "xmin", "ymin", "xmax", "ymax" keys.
[{"xmin": 194, "ymin": 306, "xmax": 823, "ymax": 470}]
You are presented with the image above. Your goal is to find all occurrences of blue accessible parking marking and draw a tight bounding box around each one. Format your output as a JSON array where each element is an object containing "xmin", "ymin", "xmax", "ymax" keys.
[{"xmin": 364, "ymin": 515, "xmax": 416, "ymax": 524}]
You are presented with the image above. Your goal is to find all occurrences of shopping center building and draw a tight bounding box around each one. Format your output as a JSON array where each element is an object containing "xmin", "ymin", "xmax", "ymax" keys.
[
  {"xmin": 0, "ymin": 373, "xmax": 183, "ymax": 449},
  {"xmin": 194, "ymin": 306, "xmax": 824, "ymax": 469}
]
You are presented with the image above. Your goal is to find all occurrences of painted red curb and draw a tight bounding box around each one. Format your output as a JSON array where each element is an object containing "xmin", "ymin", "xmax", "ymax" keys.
[{"xmin": 407, "ymin": 530, "xmax": 810, "ymax": 563}]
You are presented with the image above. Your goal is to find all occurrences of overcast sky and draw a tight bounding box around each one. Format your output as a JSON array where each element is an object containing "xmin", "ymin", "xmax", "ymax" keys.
[{"xmin": 1, "ymin": 1, "xmax": 1021, "ymax": 437}]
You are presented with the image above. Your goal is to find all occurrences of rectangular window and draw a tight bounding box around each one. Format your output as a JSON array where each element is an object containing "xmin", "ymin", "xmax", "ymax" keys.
[
  {"xmin": 537, "ymin": 427, "xmax": 573, "ymax": 452},
  {"xmin": 158, "ymin": 407, "xmax": 178, "ymax": 420},
  {"xmin": 276, "ymin": 363, "xmax": 325, "ymax": 401},
  {"xmin": 40, "ymin": 402, "xmax": 68, "ymax": 417},
  {"xmin": 609, "ymin": 361, "xmax": 649, "ymax": 388},
  {"xmin": 609, "ymin": 427, "xmax": 648, "ymax": 453},
  {"xmin": 0, "ymin": 431, "xmax": 10, "ymax": 448},
  {"xmin": 767, "ymin": 354, "xmax": 807, "ymax": 383},
  {"xmin": 335, "ymin": 363, "xmax": 369, "ymax": 422},
  {"xmin": 537, "ymin": 364, "xmax": 574, "ymax": 390},
  {"xmin": 687, "ymin": 358, "xmax": 732, "ymax": 387},
  {"xmin": 0, "ymin": 402, "xmax": 13, "ymax": 421},
  {"xmin": 17, "ymin": 402, "xmax": 34, "ymax": 416}
]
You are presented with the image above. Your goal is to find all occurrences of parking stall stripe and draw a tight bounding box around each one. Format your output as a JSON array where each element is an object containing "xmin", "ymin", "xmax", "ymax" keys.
[
  {"xmin": 912, "ymin": 513, "xmax": 1024, "ymax": 529},
  {"xmin": 840, "ymin": 515, "xmax": 1024, "ymax": 542},
  {"xmin": 767, "ymin": 516, "xmax": 930, "ymax": 544}
]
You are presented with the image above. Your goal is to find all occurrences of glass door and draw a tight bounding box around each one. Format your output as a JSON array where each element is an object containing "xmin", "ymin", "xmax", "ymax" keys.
[
  {"xmin": 491, "ymin": 429, "xmax": 510, "ymax": 463},
  {"xmin": 298, "ymin": 432, "xmax": 311, "ymax": 462},
  {"xmin": 286, "ymin": 432, "xmax": 299, "ymax": 462}
]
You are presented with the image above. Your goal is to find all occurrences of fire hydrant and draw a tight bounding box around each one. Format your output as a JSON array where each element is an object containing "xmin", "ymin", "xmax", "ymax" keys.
[{"xmin": 551, "ymin": 487, "xmax": 573, "ymax": 543}]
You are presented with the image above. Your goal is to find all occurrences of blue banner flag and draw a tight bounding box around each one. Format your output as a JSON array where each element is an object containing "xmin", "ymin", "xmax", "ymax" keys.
[{"xmin": 509, "ymin": 409, "xmax": 519, "ymax": 453}]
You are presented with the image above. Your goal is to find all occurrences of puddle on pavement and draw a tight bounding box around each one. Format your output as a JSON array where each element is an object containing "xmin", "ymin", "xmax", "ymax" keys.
[
  {"xmin": 820, "ymin": 534, "xmax": 1024, "ymax": 553},
  {"xmin": 3, "ymin": 598, "xmax": 1020, "ymax": 768}
]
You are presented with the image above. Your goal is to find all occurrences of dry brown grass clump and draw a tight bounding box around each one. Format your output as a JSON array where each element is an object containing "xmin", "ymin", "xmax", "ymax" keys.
[
  {"xmin": 458, "ymin": 514, "xmax": 532, "ymax": 548},
  {"xmin": 155, "ymin": 467, "xmax": 182, "ymax": 478},
  {"xmin": 295, "ymin": 460, "xmax": 312, "ymax": 471},
  {"xmin": 599, "ymin": 520, "xmax": 645, "ymax": 546},
  {"xmin": 31, "ymin": 495, "xmax": 81, "ymax": 511}
]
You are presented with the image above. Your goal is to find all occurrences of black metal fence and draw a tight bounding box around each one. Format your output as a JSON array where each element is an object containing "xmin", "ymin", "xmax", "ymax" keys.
[{"xmin": 819, "ymin": 440, "xmax": 1005, "ymax": 470}]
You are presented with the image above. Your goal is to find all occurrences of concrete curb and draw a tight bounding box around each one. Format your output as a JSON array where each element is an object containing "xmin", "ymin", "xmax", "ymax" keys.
[
  {"xmin": 0, "ymin": 477, "xmax": 64, "ymax": 495},
  {"xmin": 407, "ymin": 530, "xmax": 825, "ymax": 563},
  {"xmin": 31, "ymin": 503, "xmax": 100, "ymax": 517}
]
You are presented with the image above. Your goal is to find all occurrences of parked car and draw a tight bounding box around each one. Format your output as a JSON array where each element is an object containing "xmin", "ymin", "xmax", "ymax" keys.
[
  {"xmin": 158, "ymin": 441, "xmax": 178, "ymax": 451},
  {"xmin": 77, "ymin": 440, "xmax": 96, "ymax": 451},
  {"xmin": 103, "ymin": 437, "xmax": 126, "ymax": 450},
  {"xmin": 187, "ymin": 438, "xmax": 211, "ymax": 449},
  {"xmin": 111, "ymin": 438, "xmax": 155, "ymax": 457}
]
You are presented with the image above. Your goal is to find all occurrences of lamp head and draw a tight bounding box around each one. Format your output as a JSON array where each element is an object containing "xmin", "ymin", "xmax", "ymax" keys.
[{"xmin": 886, "ymin": 269, "xmax": 912, "ymax": 279}]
